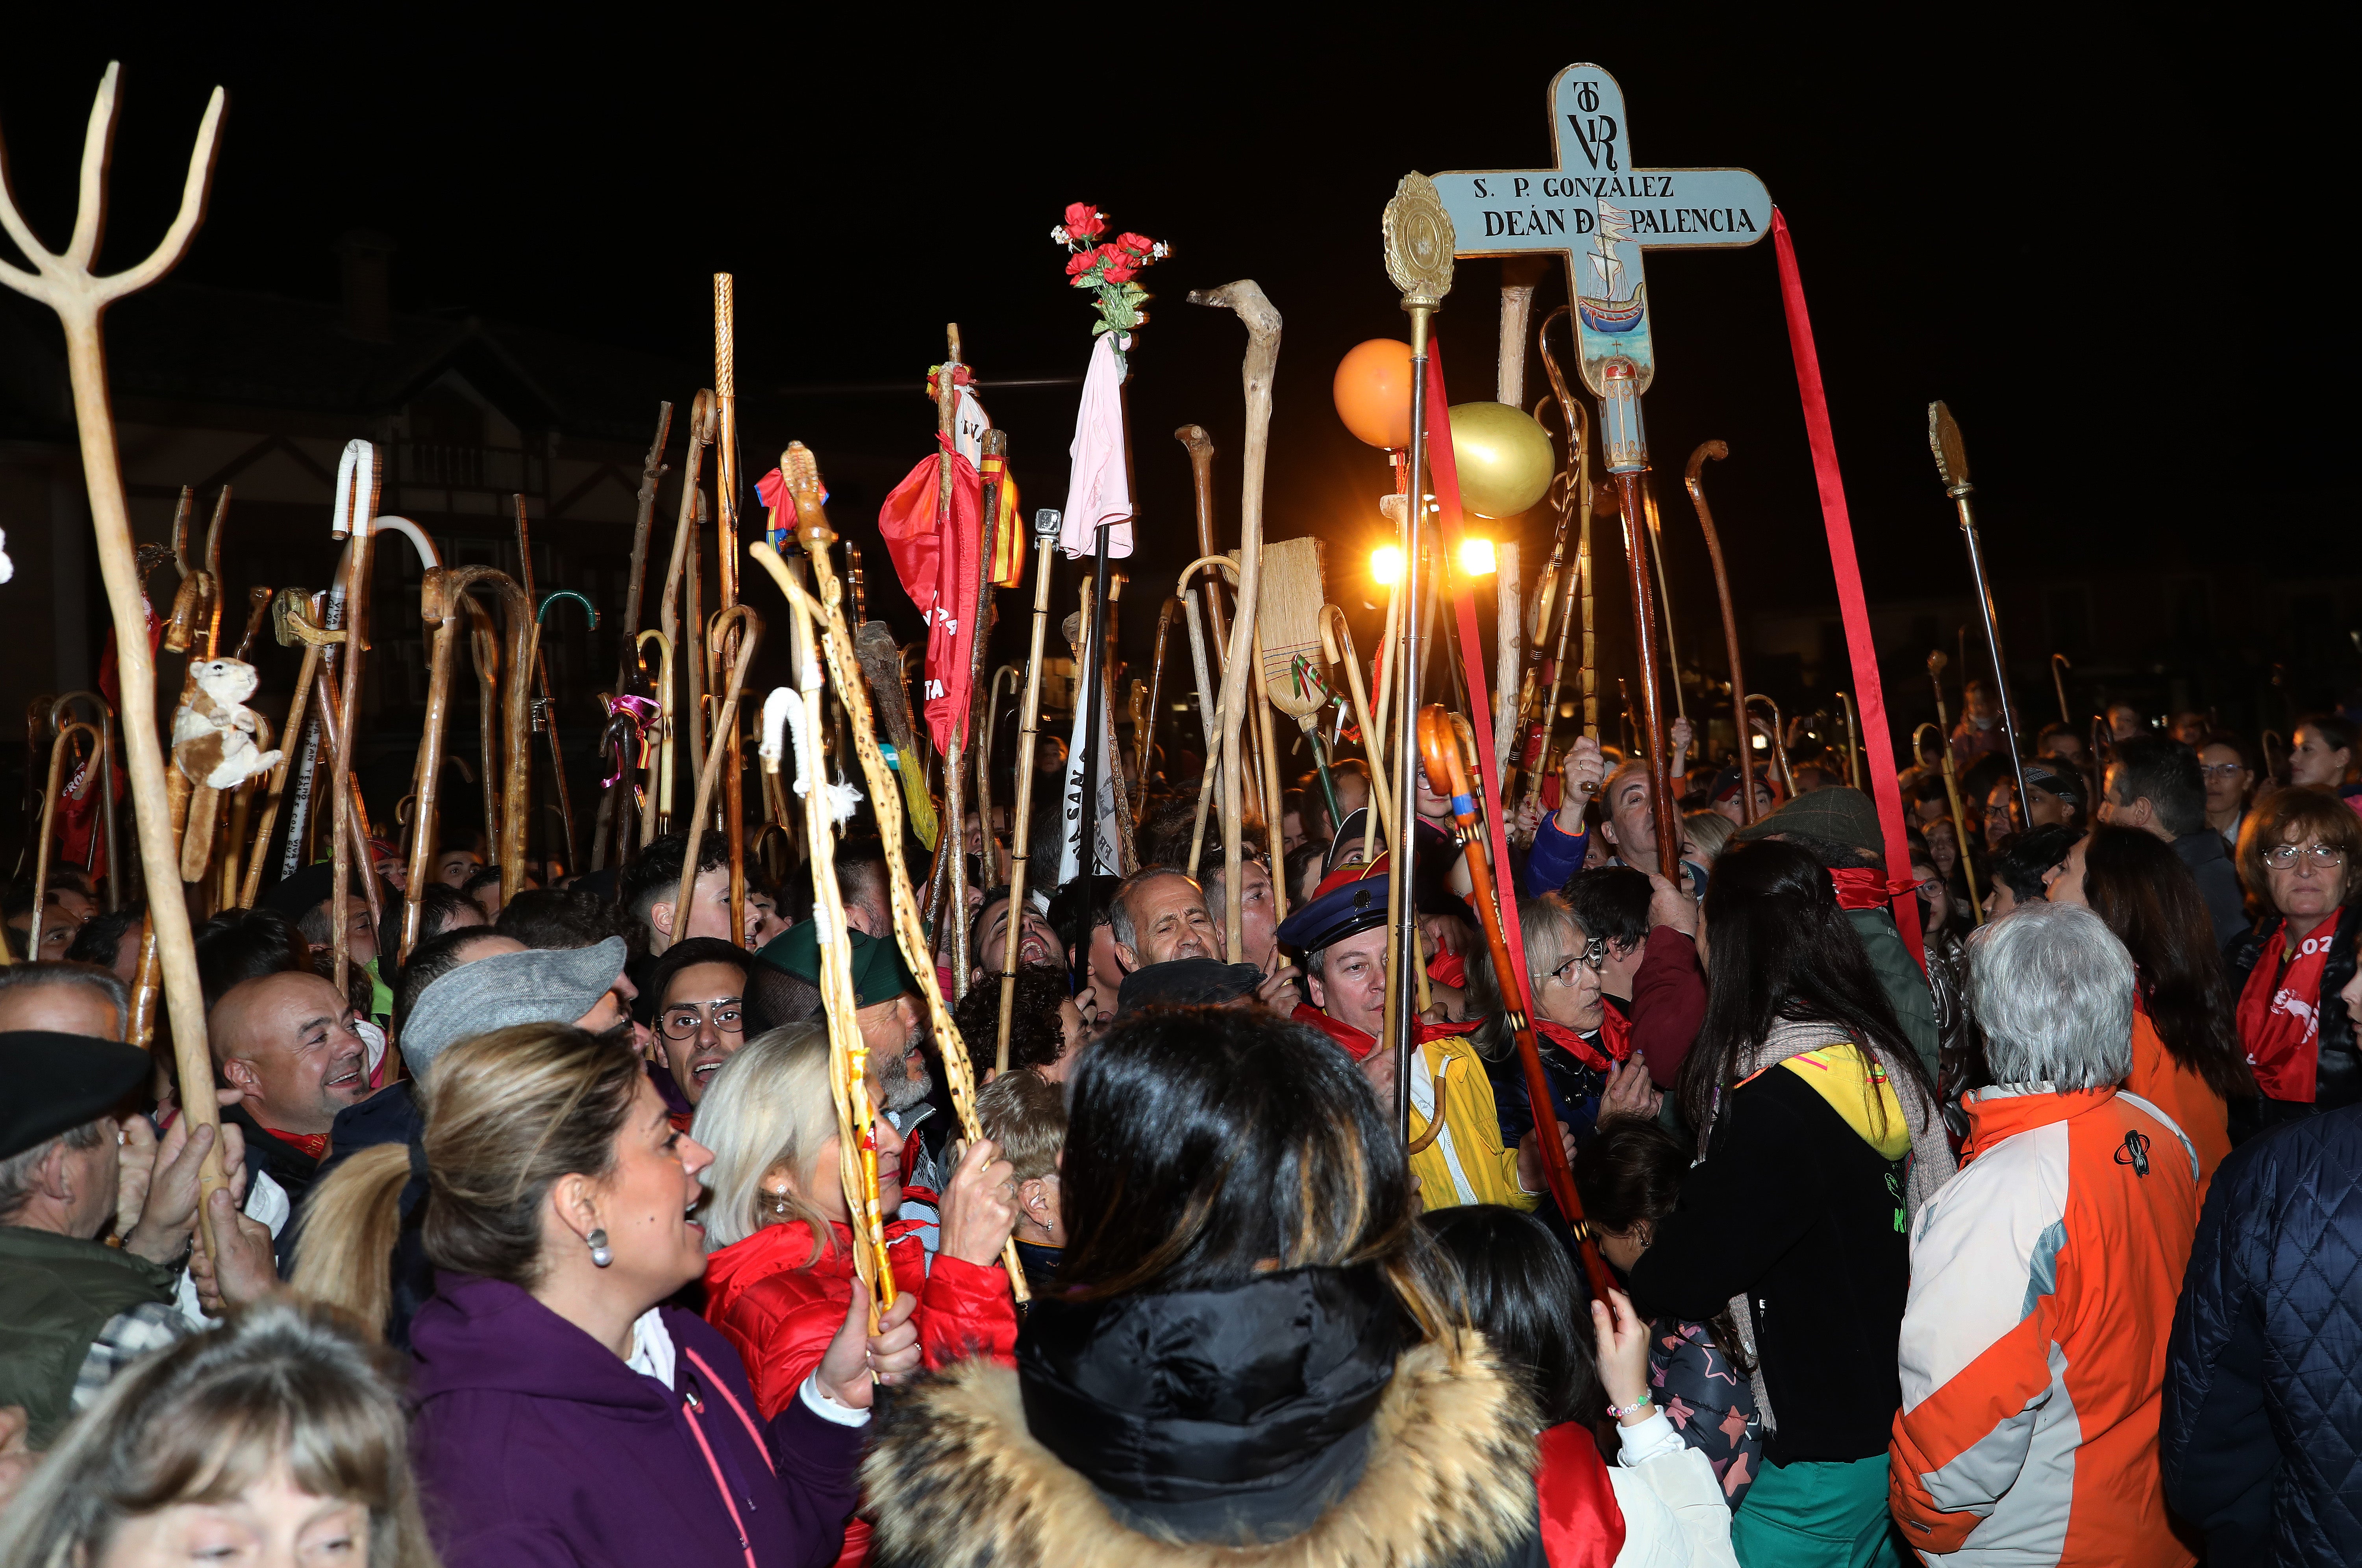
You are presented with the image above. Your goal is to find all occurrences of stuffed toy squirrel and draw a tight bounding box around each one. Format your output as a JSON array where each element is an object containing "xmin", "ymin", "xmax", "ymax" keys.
[{"xmin": 172, "ymin": 658, "xmax": 283, "ymax": 881}]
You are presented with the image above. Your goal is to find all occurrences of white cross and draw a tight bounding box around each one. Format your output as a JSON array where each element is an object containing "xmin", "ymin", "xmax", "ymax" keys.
[{"xmin": 1433, "ymin": 65, "xmax": 1771, "ymax": 403}]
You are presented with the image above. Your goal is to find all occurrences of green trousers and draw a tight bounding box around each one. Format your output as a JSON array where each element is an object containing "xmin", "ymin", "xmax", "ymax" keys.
[{"xmin": 1729, "ymin": 1454, "xmax": 1910, "ymax": 1568}]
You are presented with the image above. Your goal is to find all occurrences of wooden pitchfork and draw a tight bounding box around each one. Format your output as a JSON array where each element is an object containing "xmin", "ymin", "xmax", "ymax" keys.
[{"xmin": 0, "ymin": 63, "xmax": 233, "ymax": 1240}]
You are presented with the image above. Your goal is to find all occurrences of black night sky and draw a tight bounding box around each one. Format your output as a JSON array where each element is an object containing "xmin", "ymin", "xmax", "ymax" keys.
[{"xmin": 3, "ymin": 13, "xmax": 2348, "ymax": 746}]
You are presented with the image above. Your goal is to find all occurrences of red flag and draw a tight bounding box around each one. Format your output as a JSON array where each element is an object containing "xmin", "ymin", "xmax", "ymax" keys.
[{"xmin": 876, "ymin": 436, "xmax": 981, "ymax": 752}]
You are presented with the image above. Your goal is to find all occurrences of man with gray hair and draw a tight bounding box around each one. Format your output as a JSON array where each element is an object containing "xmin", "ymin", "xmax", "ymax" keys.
[
  {"xmin": 1888, "ymin": 903, "xmax": 2201, "ymax": 1564},
  {"xmin": 1106, "ymin": 867, "xmax": 1218, "ymax": 974}
]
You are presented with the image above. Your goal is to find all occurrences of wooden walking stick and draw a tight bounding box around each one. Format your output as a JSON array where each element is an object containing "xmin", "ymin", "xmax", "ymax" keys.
[
  {"xmin": 240, "ymin": 590, "xmax": 327, "ymax": 909},
  {"xmin": 995, "ymin": 510, "xmax": 1063, "ymax": 1071},
  {"xmin": 1184, "ymin": 282, "xmax": 1281, "ymax": 965},
  {"xmin": 1682, "ymin": 441, "xmax": 1756, "ymax": 824},
  {"xmin": 931, "ymin": 326, "xmax": 974, "ymax": 996},
  {"xmin": 1319, "ymin": 607, "xmax": 1395, "ymax": 853},
  {"xmin": 325, "ymin": 442, "xmax": 381, "ymax": 1000},
  {"xmin": 1746, "ymin": 694, "xmax": 1795, "ymax": 797},
  {"xmin": 1138, "ymin": 596, "xmax": 1183, "ymax": 809},
  {"xmin": 1925, "ymin": 653, "xmax": 1984, "ymax": 922},
  {"xmin": 48, "ymin": 692, "xmax": 121, "ymax": 910},
  {"xmin": 1836, "ymin": 691, "xmax": 1864, "ymax": 789},
  {"xmin": 31, "ymin": 722, "xmax": 104, "ymax": 949},
  {"xmin": 751, "ymin": 446, "xmax": 1028, "ymax": 1305},
  {"xmin": 400, "ymin": 568, "xmax": 530, "ymax": 961},
  {"xmin": 853, "ymin": 623, "xmax": 939, "ymax": 849},
  {"xmin": 618, "ymin": 401, "xmax": 674, "ymax": 693},
  {"xmin": 2050, "ymin": 653, "xmax": 2073, "ymax": 727},
  {"xmin": 672, "ymin": 606, "xmax": 761, "ymax": 951},
  {"xmin": 511, "ymin": 495, "xmax": 588, "ymax": 876},
  {"xmin": 713, "ymin": 280, "xmax": 749, "ymax": 942},
  {"xmin": 0, "ymin": 62, "xmax": 231, "ymax": 1240},
  {"xmin": 461, "ymin": 594, "xmax": 503, "ymax": 857},
  {"xmin": 658, "ymin": 391, "xmax": 717, "ymax": 826}
]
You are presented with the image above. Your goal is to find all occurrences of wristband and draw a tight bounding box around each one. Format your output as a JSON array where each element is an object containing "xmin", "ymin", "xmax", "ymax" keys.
[{"xmin": 1606, "ymin": 1396, "xmax": 1653, "ymax": 1420}]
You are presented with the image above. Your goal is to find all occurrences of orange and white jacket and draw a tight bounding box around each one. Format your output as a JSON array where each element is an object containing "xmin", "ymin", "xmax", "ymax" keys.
[{"xmin": 1888, "ymin": 1085, "xmax": 2200, "ymax": 1566}]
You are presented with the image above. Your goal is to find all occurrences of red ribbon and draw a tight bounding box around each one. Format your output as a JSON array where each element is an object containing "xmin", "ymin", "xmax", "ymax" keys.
[
  {"xmin": 1771, "ymin": 210, "xmax": 1926, "ymax": 970},
  {"xmin": 1420, "ymin": 341, "xmax": 1535, "ymax": 1000},
  {"xmin": 1829, "ymin": 865, "xmax": 1916, "ymax": 913}
]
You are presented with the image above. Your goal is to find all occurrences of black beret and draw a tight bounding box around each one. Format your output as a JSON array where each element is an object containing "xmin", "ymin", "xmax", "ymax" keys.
[
  {"xmin": 0, "ymin": 1031, "xmax": 149, "ymax": 1161},
  {"xmin": 1115, "ymin": 959, "xmax": 1265, "ymax": 1016}
]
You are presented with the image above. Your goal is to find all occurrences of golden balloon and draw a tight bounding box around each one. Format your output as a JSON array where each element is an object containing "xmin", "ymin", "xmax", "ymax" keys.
[{"xmin": 1444, "ymin": 401, "xmax": 1557, "ymax": 518}]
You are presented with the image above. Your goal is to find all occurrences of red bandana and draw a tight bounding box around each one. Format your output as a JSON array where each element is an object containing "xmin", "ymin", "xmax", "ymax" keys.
[
  {"xmin": 1534, "ymin": 1013, "xmax": 1632, "ymax": 1073},
  {"xmin": 1290, "ymin": 1003, "xmax": 1477, "ymax": 1063},
  {"xmin": 1828, "ymin": 865, "xmax": 1913, "ymax": 912},
  {"xmin": 262, "ymin": 1126, "xmax": 330, "ymax": 1163},
  {"xmin": 2236, "ymin": 925, "xmax": 2336, "ymax": 1103}
]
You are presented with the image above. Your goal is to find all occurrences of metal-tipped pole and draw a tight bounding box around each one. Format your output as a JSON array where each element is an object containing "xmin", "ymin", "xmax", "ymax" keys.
[{"xmin": 1928, "ymin": 402, "xmax": 2030, "ymax": 810}]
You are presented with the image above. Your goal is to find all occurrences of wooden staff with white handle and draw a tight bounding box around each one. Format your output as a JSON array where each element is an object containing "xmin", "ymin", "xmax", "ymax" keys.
[
  {"xmin": 0, "ymin": 64, "xmax": 231, "ymax": 1244},
  {"xmin": 752, "ymin": 447, "xmax": 1028, "ymax": 1304}
]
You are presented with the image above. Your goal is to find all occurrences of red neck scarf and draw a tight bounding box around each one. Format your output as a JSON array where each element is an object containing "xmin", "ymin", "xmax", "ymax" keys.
[
  {"xmin": 1829, "ymin": 865, "xmax": 1912, "ymax": 912},
  {"xmin": 261, "ymin": 1126, "xmax": 330, "ymax": 1163},
  {"xmin": 1534, "ymin": 1008, "xmax": 1633, "ymax": 1073},
  {"xmin": 1289, "ymin": 1003, "xmax": 1478, "ymax": 1062},
  {"xmin": 2236, "ymin": 924, "xmax": 2337, "ymax": 1102}
]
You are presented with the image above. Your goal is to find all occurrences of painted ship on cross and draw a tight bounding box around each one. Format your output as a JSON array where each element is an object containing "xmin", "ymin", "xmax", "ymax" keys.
[{"xmin": 1576, "ymin": 201, "xmax": 1647, "ymax": 334}]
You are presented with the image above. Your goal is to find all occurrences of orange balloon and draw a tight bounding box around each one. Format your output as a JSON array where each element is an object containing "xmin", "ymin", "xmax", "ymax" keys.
[{"xmin": 1333, "ymin": 339, "xmax": 1414, "ymax": 449}]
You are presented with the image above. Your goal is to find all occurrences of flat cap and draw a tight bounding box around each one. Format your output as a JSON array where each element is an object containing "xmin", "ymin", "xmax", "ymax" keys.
[
  {"xmin": 400, "ymin": 935, "xmax": 627, "ymax": 1079},
  {"xmin": 1731, "ymin": 785, "xmax": 1884, "ymax": 855},
  {"xmin": 0, "ymin": 1031, "xmax": 149, "ymax": 1161}
]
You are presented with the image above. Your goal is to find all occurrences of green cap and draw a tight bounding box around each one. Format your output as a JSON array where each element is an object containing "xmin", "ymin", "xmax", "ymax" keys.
[
  {"xmin": 1729, "ymin": 785, "xmax": 1885, "ymax": 857},
  {"xmin": 756, "ymin": 921, "xmax": 918, "ymax": 1009}
]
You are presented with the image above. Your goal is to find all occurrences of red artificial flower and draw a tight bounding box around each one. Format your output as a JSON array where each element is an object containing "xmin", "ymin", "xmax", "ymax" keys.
[
  {"xmin": 1114, "ymin": 231, "xmax": 1156, "ymax": 257},
  {"xmin": 1097, "ymin": 246, "xmax": 1140, "ymax": 285},
  {"xmin": 1065, "ymin": 250, "xmax": 1099, "ymax": 280},
  {"xmin": 1063, "ymin": 202, "xmax": 1105, "ymax": 240}
]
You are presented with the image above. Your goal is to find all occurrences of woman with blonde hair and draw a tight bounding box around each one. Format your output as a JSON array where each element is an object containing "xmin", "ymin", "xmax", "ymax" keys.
[
  {"xmin": 294, "ymin": 1022, "xmax": 901, "ymax": 1567},
  {"xmin": 0, "ymin": 1300, "xmax": 437, "ymax": 1568}
]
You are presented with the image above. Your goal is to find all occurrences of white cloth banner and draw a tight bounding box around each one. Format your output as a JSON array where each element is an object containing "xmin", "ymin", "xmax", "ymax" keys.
[
  {"xmin": 1058, "ymin": 333, "xmax": 1133, "ymax": 561},
  {"xmin": 1057, "ymin": 675, "xmax": 1129, "ymax": 885}
]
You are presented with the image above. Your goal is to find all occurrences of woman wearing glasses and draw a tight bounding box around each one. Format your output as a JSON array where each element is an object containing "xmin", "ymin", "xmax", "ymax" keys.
[
  {"xmin": 2227, "ymin": 787, "xmax": 2362, "ymax": 1129},
  {"xmin": 2197, "ymin": 731, "xmax": 2257, "ymax": 851}
]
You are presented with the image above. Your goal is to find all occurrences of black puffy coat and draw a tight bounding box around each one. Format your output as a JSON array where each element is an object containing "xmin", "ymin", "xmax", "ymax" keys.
[
  {"xmin": 2162, "ymin": 1105, "xmax": 2362, "ymax": 1566},
  {"xmin": 861, "ymin": 1266, "xmax": 1548, "ymax": 1568},
  {"xmin": 2225, "ymin": 902, "xmax": 2362, "ymax": 1115}
]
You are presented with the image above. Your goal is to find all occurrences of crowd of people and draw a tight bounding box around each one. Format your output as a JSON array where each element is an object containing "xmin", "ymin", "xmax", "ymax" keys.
[{"xmin": 1, "ymin": 692, "xmax": 2358, "ymax": 1567}]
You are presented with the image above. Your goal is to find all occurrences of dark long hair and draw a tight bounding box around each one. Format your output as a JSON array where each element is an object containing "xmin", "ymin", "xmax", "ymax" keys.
[
  {"xmin": 1572, "ymin": 1117, "xmax": 1753, "ymax": 1372},
  {"xmin": 1057, "ymin": 1005, "xmax": 1450, "ymax": 1341},
  {"xmin": 2080, "ymin": 826, "xmax": 2257, "ymax": 1101},
  {"xmin": 1677, "ymin": 839, "xmax": 1936, "ymax": 1135},
  {"xmin": 1420, "ymin": 1206, "xmax": 1601, "ymax": 1427}
]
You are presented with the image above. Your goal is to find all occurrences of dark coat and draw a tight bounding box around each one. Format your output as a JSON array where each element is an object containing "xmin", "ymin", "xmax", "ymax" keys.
[
  {"xmin": 1627, "ymin": 1064, "xmax": 1912, "ymax": 1465},
  {"xmin": 860, "ymin": 1266, "xmax": 1548, "ymax": 1568},
  {"xmin": 222, "ymin": 1098, "xmax": 322, "ymax": 1276},
  {"xmin": 408, "ymin": 1272, "xmax": 860, "ymax": 1568},
  {"xmin": 2163, "ymin": 1104, "xmax": 2362, "ymax": 1567},
  {"xmin": 2226, "ymin": 902, "xmax": 2362, "ymax": 1115},
  {"xmin": 2172, "ymin": 830, "xmax": 2250, "ymax": 952}
]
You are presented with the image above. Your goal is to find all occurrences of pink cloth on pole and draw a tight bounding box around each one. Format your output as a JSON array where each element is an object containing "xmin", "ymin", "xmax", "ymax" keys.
[{"xmin": 1059, "ymin": 333, "xmax": 1134, "ymax": 561}]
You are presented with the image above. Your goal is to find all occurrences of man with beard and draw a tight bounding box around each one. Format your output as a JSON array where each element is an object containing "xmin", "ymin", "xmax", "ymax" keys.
[
  {"xmin": 766, "ymin": 921, "xmax": 949, "ymax": 1255},
  {"xmin": 967, "ymin": 886, "xmax": 1061, "ymax": 985},
  {"xmin": 209, "ymin": 970, "xmax": 380, "ymax": 1268}
]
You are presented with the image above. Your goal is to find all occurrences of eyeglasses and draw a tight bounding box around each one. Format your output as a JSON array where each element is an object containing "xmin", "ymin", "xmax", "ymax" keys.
[
  {"xmin": 1913, "ymin": 876, "xmax": 1945, "ymax": 897},
  {"xmin": 1548, "ymin": 936, "xmax": 1610, "ymax": 985},
  {"xmin": 2198, "ymin": 764, "xmax": 2247, "ymax": 782},
  {"xmin": 660, "ymin": 1002, "xmax": 744, "ymax": 1040},
  {"xmin": 2263, "ymin": 844, "xmax": 2348, "ymax": 871}
]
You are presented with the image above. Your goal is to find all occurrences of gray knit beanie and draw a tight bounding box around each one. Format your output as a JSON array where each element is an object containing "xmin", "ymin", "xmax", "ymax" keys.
[{"xmin": 399, "ymin": 935, "xmax": 627, "ymax": 1080}]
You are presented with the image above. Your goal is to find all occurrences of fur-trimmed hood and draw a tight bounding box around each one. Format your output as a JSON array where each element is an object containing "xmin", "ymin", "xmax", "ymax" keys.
[{"xmin": 861, "ymin": 1329, "xmax": 1542, "ymax": 1568}]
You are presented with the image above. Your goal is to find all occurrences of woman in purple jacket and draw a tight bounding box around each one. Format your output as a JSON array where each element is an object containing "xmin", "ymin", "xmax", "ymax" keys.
[{"xmin": 389, "ymin": 1023, "xmax": 920, "ymax": 1568}]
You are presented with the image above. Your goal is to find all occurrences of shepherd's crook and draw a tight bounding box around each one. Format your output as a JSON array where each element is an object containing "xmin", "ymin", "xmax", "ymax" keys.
[{"xmin": 0, "ymin": 64, "xmax": 232, "ymax": 1243}]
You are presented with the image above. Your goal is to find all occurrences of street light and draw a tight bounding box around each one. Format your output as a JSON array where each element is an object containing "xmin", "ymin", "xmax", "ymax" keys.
[
  {"xmin": 1456, "ymin": 536, "xmax": 1496, "ymax": 576},
  {"xmin": 1370, "ymin": 544, "xmax": 1403, "ymax": 585}
]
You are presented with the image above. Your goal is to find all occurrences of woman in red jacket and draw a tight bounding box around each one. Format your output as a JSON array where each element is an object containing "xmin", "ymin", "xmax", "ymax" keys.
[{"xmin": 693, "ymin": 1020, "xmax": 1021, "ymax": 1419}]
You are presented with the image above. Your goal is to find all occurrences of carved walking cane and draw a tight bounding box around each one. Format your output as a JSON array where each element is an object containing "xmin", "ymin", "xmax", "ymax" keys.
[
  {"xmin": 1183, "ymin": 282, "xmax": 1281, "ymax": 964},
  {"xmin": 31, "ymin": 722, "xmax": 103, "ymax": 950},
  {"xmin": 48, "ymin": 692, "xmax": 120, "ymax": 910},
  {"xmin": 326, "ymin": 444, "xmax": 381, "ymax": 1001},
  {"xmin": 658, "ymin": 392, "xmax": 717, "ymax": 828},
  {"xmin": 618, "ymin": 402, "xmax": 674, "ymax": 694},
  {"xmin": 0, "ymin": 63, "xmax": 233, "ymax": 1238}
]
